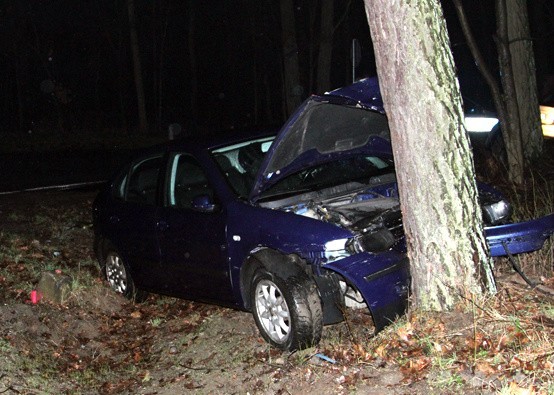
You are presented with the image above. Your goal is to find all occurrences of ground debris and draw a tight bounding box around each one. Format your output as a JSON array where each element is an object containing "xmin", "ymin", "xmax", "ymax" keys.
[{"xmin": 1, "ymin": 189, "xmax": 553, "ymax": 394}]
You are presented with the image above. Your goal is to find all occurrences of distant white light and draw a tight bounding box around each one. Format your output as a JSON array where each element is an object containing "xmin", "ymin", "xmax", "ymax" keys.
[{"xmin": 464, "ymin": 116, "xmax": 499, "ymax": 133}]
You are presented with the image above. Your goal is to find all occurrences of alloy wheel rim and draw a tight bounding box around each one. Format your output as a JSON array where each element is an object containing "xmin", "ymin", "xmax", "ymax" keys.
[
  {"xmin": 254, "ymin": 279, "xmax": 290, "ymax": 343},
  {"xmin": 106, "ymin": 253, "xmax": 128, "ymax": 293}
]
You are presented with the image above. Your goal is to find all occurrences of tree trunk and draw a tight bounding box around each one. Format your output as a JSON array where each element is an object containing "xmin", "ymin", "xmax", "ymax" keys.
[
  {"xmin": 316, "ymin": 0, "xmax": 334, "ymax": 94},
  {"xmin": 280, "ymin": 0, "xmax": 302, "ymax": 116},
  {"xmin": 496, "ymin": 0, "xmax": 525, "ymax": 185},
  {"xmin": 506, "ymin": 0, "xmax": 542, "ymax": 161},
  {"xmin": 15, "ymin": 54, "xmax": 27, "ymax": 132},
  {"xmin": 188, "ymin": 0, "xmax": 198, "ymax": 123},
  {"xmin": 127, "ymin": 0, "xmax": 148, "ymax": 135},
  {"xmin": 152, "ymin": 1, "xmax": 169, "ymax": 137},
  {"xmin": 363, "ymin": 0, "xmax": 496, "ymax": 311},
  {"xmin": 453, "ymin": 0, "xmax": 540, "ymax": 183}
]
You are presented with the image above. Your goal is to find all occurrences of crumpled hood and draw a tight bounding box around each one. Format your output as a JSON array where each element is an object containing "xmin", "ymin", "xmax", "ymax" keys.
[{"xmin": 250, "ymin": 77, "xmax": 391, "ymax": 202}]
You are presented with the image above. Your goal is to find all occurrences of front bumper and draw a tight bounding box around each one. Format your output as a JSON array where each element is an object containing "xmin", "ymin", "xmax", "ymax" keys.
[
  {"xmin": 320, "ymin": 213, "xmax": 553, "ymax": 332},
  {"xmin": 486, "ymin": 213, "xmax": 554, "ymax": 256},
  {"xmin": 324, "ymin": 250, "xmax": 410, "ymax": 332}
]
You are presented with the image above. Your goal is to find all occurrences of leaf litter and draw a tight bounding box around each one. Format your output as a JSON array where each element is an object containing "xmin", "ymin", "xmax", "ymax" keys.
[{"xmin": 0, "ymin": 189, "xmax": 553, "ymax": 394}]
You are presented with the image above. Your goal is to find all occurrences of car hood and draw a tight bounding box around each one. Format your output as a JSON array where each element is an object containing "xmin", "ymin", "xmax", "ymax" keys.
[{"xmin": 250, "ymin": 77, "xmax": 391, "ymax": 202}]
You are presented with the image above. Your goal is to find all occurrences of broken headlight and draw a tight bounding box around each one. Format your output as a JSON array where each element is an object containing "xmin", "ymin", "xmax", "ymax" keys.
[
  {"xmin": 483, "ymin": 199, "xmax": 511, "ymax": 225},
  {"xmin": 347, "ymin": 229, "xmax": 396, "ymax": 254},
  {"xmin": 323, "ymin": 238, "xmax": 351, "ymax": 263}
]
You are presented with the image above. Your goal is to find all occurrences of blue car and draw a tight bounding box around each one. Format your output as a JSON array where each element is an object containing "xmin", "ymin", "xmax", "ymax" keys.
[{"xmin": 93, "ymin": 78, "xmax": 554, "ymax": 351}]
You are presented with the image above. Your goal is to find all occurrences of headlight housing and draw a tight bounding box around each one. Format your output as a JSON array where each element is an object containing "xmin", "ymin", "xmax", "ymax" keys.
[
  {"xmin": 346, "ymin": 229, "xmax": 396, "ymax": 254},
  {"xmin": 323, "ymin": 238, "xmax": 350, "ymax": 263},
  {"xmin": 483, "ymin": 199, "xmax": 511, "ymax": 225},
  {"xmin": 323, "ymin": 228, "xmax": 398, "ymax": 264}
]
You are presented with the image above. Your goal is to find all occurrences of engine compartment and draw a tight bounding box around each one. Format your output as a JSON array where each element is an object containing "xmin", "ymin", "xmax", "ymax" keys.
[{"xmin": 259, "ymin": 175, "xmax": 404, "ymax": 253}]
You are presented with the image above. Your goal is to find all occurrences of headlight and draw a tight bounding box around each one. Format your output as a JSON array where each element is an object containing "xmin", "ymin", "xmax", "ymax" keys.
[
  {"xmin": 464, "ymin": 116, "xmax": 499, "ymax": 133},
  {"xmin": 324, "ymin": 229, "xmax": 397, "ymax": 264},
  {"xmin": 347, "ymin": 229, "xmax": 396, "ymax": 253},
  {"xmin": 324, "ymin": 238, "xmax": 350, "ymax": 263},
  {"xmin": 483, "ymin": 199, "xmax": 511, "ymax": 225}
]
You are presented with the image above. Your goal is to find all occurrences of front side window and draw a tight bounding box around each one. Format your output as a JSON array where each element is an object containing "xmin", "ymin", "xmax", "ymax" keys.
[
  {"xmin": 122, "ymin": 155, "xmax": 163, "ymax": 205},
  {"xmin": 167, "ymin": 154, "xmax": 213, "ymax": 209},
  {"xmin": 211, "ymin": 137, "xmax": 274, "ymax": 197}
]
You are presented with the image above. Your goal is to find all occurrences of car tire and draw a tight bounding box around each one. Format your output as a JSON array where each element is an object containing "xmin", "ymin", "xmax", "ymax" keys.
[
  {"xmin": 101, "ymin": 247, "xmax": 147, "ymax": 302},
  {"xmin": 250, "ymin": 268, "xmax": 322, "ymax": 351}
]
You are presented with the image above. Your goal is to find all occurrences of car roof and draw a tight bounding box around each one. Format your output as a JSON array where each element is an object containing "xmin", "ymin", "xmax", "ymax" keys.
[
  {"xmin": 130, "ymin": 127, "xmax": 278, "ymax": 159},
  {"xmin": 167, "ymin": 127, "xmax": 278, "ymax": 153}
]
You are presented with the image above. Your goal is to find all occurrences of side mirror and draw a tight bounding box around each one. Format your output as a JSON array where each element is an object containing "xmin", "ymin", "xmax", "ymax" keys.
[{"xmin": 192, "ymin": 194, "xmax": 218, "ymax": 213}]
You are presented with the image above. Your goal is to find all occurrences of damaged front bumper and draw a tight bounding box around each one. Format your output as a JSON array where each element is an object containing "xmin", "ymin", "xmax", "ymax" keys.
[
  {"xmin": 486, "ymin": 213, "xmax": 554, "ymax": 256},
  {"xmin": 324, "ymin": 250, "xmax": 410, "ymax": 332},
  {"xmin": 321, "ymin": 213, "xmax": 554, "ymax": 333}
]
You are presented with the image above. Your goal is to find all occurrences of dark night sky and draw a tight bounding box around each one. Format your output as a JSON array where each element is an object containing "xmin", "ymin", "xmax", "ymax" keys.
[{"xmin": 1, "ymin": 0, "xmax": 553, "ymax": 144}]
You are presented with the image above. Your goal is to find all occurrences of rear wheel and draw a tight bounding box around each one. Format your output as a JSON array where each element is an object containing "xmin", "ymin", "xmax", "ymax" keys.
[
  {"xmin": 102, "ymin": 247, "xmax": 147, "ymax": 302},
  {"xmin": 250, "ymin": 268, "xmax": 322, "ymax": 351}
]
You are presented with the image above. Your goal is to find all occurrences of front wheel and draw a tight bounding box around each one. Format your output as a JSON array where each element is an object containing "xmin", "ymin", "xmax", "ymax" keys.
[{"xmin": 250, "ymin": 269, "xmax": 322, "ymax": 351}]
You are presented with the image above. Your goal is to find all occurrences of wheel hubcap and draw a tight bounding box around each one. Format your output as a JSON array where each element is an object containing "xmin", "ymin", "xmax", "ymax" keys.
[
  {"xmin": 105, "ymin": 253, "xmax": 128, "ymax": 294},
  {"xmin": 254, "ymin": 279, "xmax": 290, "ymax": 343}
]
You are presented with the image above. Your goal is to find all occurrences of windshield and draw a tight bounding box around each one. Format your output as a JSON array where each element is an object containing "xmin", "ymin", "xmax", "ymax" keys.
[
  {"xmin": 211, "ymin": 137, "xmax": 274, "ymax": 197},
  {"xmin": 258, "ymin": 154, "xmax": 394, "ymax": 201}
]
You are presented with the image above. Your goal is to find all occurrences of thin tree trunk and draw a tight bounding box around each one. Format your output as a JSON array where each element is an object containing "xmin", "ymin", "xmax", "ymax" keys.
[
  {"xmin": 316, "ymin": 0, "xmax": 334, "ymax": 93},
  {"xmin": 364, "ymin": 0, "xmax": 495, "ymax": 311},
  {"xmin": 127, "ymin": 0, "xmax": 148, "ymax": 135},
  {"xmin": 280, "ymin": 0, "xmax": 302, "ymax": 116},
  {"xmin": 15, "ymin": 55, "xmax": 26, "ymax": 131},
  {"xmin": 496, "ymin": 0, "xmax": 525, "ymax": 184},
  {"xmin": 507, "ymin": 0, "xmax": 542, "ymax": 161},
  {"xmin": 188, "ymin": 0, "xmax": 198, "ymax": 123},
  {"xmin": 452, "ymin": 0, "xmax": 525, "ymax": 184}
]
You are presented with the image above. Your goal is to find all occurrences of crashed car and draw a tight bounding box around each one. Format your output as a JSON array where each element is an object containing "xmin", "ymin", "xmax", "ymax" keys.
[{"xmin": 92, "ymin": 77, "xmax": 554, "ymax": 351}]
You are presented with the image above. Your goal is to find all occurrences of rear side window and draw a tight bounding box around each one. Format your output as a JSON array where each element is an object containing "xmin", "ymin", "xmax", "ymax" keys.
[{"xmin": 114, "ymin": 155, "xmax": 163, "ymax": 205}]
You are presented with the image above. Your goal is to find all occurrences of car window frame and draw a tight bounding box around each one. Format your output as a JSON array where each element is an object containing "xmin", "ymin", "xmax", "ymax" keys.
[
  {"xmin": 112, "ymin": 152, "xmax": 165, "ymax": 206},
  {"xmin": 163, "ymin": 152, "xmax": 220, "ymax": 211}
]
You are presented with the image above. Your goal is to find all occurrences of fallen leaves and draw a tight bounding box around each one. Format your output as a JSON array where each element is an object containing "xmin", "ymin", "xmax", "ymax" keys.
[
  {"xmin": 130, "ymin": 310, "xmax": 142, "ymax": 319},
  {"xmin": 396, "ymin": 322, "xmax": 414, "ymax": 344},
  {"xmin": 1, "ymin": 190, "xmax": 554, "ymax": 394}
]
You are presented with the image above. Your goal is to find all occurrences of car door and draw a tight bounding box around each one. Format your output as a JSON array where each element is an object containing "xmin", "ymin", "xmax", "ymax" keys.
[
  {"xmin": 106, "ymin": 153, "xmax": 164, "ymax": 290},
  {"xmin": 155, "ymin": 152, "xmax": 233, "ymax": 302}
]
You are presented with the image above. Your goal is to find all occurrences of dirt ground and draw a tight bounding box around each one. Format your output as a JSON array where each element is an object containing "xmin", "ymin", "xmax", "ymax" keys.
[{"xmin": 1, "ymin": 189, "xmax": 553, "ymax": 394}]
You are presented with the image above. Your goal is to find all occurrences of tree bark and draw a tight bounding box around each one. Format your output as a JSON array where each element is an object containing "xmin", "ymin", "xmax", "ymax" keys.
[
  {"xmin": 507, "ymin": 0, "xmax": 542, "ymax": 161},
  {"xmin": 453, "ymin": 0, "xmax": 541, "ymax": 183},
  {"xmin": 127, "ymin": 0, "xmax": 148, "ymax": 135},
  {"xmin": 188, "ymin": 0, "xmax": 198, "ymax": 123},
  {"xmin": 363, "ymin": 0, "xmax": 496, "ymax": 311},
  {"xmin": 495, "ymin": 0, "xmax": 525, "ymax": 184},
  {"xmin": 280, "ymin": 0, "xmax": 302, "ymax": 117},
  {"xmin": 452, "ymin": 0, "xmax": 524, "ymax": 184}
]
